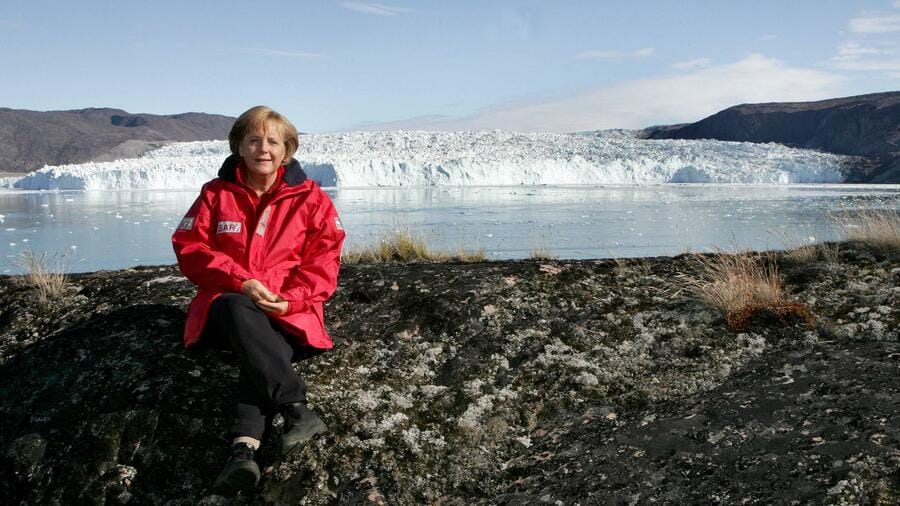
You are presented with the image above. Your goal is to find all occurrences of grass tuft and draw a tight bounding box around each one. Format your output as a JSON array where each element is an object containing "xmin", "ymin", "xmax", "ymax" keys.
[
  {"xmin": 836, "ymin": 210, "xmax": 900, "ymax": 252},
  {"xmin": 452, "ymin": 247, "xmax": 488, "ymax": 263},
  {"xmin": 528, "ymin": 248, "xmax": 558, "ymax": 261},
  {"xmin": 784, "ymin": 242, "xmax": 820, "ymax": 264},
  {"xmin": 342, "ymin": 229, "xmax": 486, "ymax": 264},
  {"xmin": 19, "ymin": 250, "xmax": 70, "ymax": 304},
  {"xmin": 774, "ymin": 228, "xmax": 822, "ymax": 265},
  {"xmin": 678, "ymin": 249, "xmax": 813, "ymax": 331},
  {"xmin": 819, "ymin": 242, "xmax": 841, "ymax": 264}
]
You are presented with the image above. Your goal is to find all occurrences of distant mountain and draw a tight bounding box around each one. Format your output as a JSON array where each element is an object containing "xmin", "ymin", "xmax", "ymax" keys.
[
  {"xmin": 0, "ymin": 108, "xmax": 235, "ymax": 173},
  {"xmin": 644, "ymin": 92, "xmax": 900, "ymax": 183}
]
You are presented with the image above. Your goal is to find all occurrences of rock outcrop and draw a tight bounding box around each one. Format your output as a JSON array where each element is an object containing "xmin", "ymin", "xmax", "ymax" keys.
[
  {"xmin": 644, "ymin": 92, "xmax": 900, "ymax": 183},
  {"xmin": 0, "ymin": 244, "xmax": 897, "ymax": 504},
  {"xmin": 0, "ymin": 108, "xmax": 234, "ymax": 173}
]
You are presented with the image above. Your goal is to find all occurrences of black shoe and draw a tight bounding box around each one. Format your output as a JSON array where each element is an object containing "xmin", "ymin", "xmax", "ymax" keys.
[
  {"xmin": 279, "ymin": 403, "xmax": 328, "ymax": 455},
  {"xmin": 213, "ymin": 442, "xmax": 260, "ymax": 495}
]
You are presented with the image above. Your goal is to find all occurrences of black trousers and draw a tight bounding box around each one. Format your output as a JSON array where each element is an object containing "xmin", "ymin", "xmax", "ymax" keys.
[{"xmin": 199, "ymin": 293, "xmax": 322, "ymax": 440}]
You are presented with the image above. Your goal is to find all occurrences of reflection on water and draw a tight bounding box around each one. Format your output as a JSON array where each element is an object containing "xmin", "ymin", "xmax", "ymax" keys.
[{"xmin": 1, "ymin": 184, "xmax": 898, "ymax": 273}]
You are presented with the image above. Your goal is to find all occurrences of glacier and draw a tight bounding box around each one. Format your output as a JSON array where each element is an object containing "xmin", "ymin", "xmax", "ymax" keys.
[{"xmin": 2, "ymin": 130, "xmax": 855, "ymax": 191}]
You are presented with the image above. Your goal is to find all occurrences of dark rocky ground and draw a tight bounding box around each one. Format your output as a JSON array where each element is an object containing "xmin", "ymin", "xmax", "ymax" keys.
[{"xmin": 0, "ymin": 242, "xmax": 897, "ymax": 505}]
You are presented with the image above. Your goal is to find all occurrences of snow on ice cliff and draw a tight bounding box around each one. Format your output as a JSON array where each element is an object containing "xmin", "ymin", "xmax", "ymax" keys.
[{"xmin": 4, "ymin": 131, "xmax": 855, "ymax": 190}]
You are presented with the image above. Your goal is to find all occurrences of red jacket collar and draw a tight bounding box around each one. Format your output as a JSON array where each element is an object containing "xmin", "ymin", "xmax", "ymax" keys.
[{"xmin": 234, "ymin": 160, "xmax": 285, "ymax": 194}]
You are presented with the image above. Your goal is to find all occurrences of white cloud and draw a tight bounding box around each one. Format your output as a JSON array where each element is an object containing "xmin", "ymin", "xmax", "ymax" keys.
[
  {"xmin": 671, "ymin": 58, "xmax": 712, "ymax": 70},
  {"xmin": 830, "ymin": 42, "xmax": 900, "ymax": 72},
  {"xmin": 832, "ymin": 6, "xmax": 900, "ymax": 77},
  {"xmin": 836, "ymin": 42, "xmax": 891, "ymax": 58},
  {"xmin": 848, "ymin": 13, "xmax": 900, "ymax": 33},
  {"xmin": 575, "ymin": 47, "xmax": 655, "ymax": 61},
  {"xmin": 339, "ymin": 2, "xmax": 411, "ymax": 16},
  {"xmin": 355, "ymin": 55, "xmax": 845, "ymax": 133},
  {"xmin": 759, "ymin": 34, "xmax": 777, "ymax": 41},
  {"xmin": 242, "ymin": 48, "xmax": 325, "ymax": 59}
]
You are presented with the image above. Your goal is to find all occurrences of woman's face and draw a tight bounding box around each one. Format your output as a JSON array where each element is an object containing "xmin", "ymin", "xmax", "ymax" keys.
[{"xmin": 238, "ymin": 120, "xmax": 286, "ymax": 179}]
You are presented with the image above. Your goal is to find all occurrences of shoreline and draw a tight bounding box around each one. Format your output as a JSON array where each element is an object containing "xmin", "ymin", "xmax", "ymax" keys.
[{"xmin": 0, "ymin": 238, "xmax": 892, "ymax": 275}]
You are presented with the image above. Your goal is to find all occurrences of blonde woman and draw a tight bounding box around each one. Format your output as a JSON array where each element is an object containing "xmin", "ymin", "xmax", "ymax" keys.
[{"xmin": 173, "ymin": 106, "xmax": 345, "ymax": 493}]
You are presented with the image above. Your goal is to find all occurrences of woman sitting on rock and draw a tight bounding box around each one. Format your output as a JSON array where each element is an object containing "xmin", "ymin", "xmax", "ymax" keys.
[{"xmin": 172, "ymin": 105, "xmax": 345, "ymax": 493}]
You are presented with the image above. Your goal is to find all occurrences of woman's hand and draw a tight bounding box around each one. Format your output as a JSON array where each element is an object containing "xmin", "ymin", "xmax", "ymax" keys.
[
  {"xmin": 255, "ymin": 298, "xmax": 289, "ymax": 315},
  {"xmin": 241, "ymin": 279, "xmax": 276, "ymax": 302},
  {"xmin": 241, "ymin": 279, "xmax": 288, "ymax": 315}
]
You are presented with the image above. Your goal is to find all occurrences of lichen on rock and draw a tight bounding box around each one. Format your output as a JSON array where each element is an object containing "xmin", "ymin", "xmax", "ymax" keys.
[{"xmin": 0, "ymin": 241, "xmax": 897, "ymax": 504}]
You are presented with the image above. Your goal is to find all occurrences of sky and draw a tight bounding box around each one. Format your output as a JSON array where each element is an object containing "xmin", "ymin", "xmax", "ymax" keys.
[{"xmin": 0, "ymin": 0, "xmax": 898, "ymax": 133}]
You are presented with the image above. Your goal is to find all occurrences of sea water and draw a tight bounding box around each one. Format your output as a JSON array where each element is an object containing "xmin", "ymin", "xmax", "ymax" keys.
[{"xmin": 0, "ymin": 184, "xmax": 898, "ymax": 273}]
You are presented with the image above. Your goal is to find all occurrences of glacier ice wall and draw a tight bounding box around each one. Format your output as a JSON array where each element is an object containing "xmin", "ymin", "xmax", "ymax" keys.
[{"xmin": 4, "ymin": 131, "xmax": 854, "ymax": 191}]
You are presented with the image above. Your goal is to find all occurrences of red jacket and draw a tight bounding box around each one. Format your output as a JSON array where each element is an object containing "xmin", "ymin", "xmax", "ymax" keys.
[{"xmin": 172, "ymin": 155, "xmax": 345, "ymax": 349}]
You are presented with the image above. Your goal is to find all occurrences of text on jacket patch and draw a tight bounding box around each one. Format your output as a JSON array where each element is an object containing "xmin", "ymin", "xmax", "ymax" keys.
[
  {"xmin": 217, "ymin": 221, "xmax": 242, "ymax": 234},
  {"xmin": 176, "ymin": 216, "xmax": 194, "ymax": 231}
]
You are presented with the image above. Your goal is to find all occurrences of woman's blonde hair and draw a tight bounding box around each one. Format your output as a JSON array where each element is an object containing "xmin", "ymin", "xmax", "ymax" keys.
[{"xmin": 229, "ymin": 106, "xmax": 299, "ymax": 161}]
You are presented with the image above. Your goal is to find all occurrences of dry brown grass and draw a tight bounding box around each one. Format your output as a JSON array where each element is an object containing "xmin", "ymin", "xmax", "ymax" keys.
[
  {"xmin": 610, "ymin": 256, "xmax": 653, "ymax": 277},
  {"xmin": 19, "ymin": 250, "xmax": 70, "ymax": 304},
  {"xmin": 774, "ymin": 228, "xmax": 822, "ymax": 264},
  {"xmin": 638, "ymin": 258, "xmax": 653, "ymax": 276},
  {"xmin": 611, "ymin": 256, "xmax": 630, "ymax": 277},
  {"xmin": 819, "ymin": 242, "xmax": 841, "ymax": 264},
  {"xmin": 451, "ymin": 247, "xmax": 488, "ymax": 262},
  {"xmin": 836, "ymin": 210, "xmax": 900, "ymax": 252},
  {"xmin": 784, "ymin": 242, "xmax": 820, "ymax": 264},
  {"xmin": 775, "ymin": 225, "xmax": 847, "ymax": 265},
  {"xmin": 342, "ymin": 229, "xmax": 486, "ymax": 264},
  {"xmin": 678, "ymin": 249, "xmax": 813, "ymax": 331},
  {"xmin": 529, "ymin": 248, "xmax": 558, "ymax": 261}
]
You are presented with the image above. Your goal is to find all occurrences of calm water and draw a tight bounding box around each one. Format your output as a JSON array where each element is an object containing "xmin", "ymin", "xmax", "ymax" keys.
[{"xmin": 1, "ymin": 184, "xmax": 898, "ymax": 273}]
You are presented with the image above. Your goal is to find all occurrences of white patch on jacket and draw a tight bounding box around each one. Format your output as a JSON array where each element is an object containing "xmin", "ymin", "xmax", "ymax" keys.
[
  {"xmin": 217, "ymin": 221, "xmax": 242, "ymax": 234},
  {"xmin": 177, "ymin": 216, "xmax": 194, "ymax": 231}
]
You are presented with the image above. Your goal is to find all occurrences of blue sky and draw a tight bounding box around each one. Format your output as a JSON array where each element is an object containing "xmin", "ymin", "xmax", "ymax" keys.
[{"xmin": 1, "ymin": 1, "xmax": 898, "ymax": 133}]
